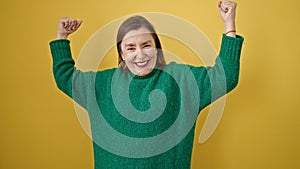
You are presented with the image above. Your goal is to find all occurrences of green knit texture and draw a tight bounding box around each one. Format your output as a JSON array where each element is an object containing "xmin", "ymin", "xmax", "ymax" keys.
[{"xmin": 49, "ymin": 34, "xmax": 244, "ymax": 169}]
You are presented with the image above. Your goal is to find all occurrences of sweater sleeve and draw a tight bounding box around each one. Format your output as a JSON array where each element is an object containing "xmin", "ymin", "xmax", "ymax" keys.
[
  {"xmin": 189, "ymin": 34, "xmax": 244, "ymax": 110},
  {"xmin": 49, "ymin": 39, "xmax": 96, "ymax": 109}
]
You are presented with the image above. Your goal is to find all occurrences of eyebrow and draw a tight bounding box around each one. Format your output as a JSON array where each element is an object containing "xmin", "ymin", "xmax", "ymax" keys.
[
  {"xmin": 124, "ymin": 40, "xmax": 152, "ymax": 47},
  {"xmin": 141, "ymin": 40, "xmax": 152, "ymax": 45},
  {"xmin": 124, "ymin": 43, "xmax": 135, "ymax": 47}
]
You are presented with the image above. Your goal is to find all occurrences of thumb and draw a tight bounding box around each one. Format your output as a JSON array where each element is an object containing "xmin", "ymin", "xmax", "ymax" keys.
[
  {"xmin": 73, "ymin": 19, "xmax": 83, "ymax": 31},
  {"xmin": 77, "ymin": 20, "xmax": 83, "ymax": 28},
  {"xmin": 218, "ymin": 1, "xmax": 227, "ymax": 15},
  {"xmin": 218, "ymin": 0, "xmax": 222, "ymax": 8}
]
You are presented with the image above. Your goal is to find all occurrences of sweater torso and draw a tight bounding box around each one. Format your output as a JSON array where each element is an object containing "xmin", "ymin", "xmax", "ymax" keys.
[{"xmin": 84, "ymin": 64, "xmax": 200, "ymax": 169}]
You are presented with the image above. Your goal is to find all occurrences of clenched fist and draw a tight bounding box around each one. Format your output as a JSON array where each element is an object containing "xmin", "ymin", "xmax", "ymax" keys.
[
  {"xmin": 57, "ymin": 17, "xmax": 83, "ymax": 39},
  {"xmin": 218, "ymin": 0, "xmax": 237, "ymax": 37}
]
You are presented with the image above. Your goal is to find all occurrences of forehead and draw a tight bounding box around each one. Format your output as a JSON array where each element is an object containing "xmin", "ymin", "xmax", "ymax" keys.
[{"xmin": 122, "ymin": 27, "xmax": 154, "ymax": 44}]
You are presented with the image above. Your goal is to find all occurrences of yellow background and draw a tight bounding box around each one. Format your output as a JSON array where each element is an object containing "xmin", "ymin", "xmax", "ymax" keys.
[{"xmin": 1, "ymin": 0, "xmax": 300, "ymax": 168}]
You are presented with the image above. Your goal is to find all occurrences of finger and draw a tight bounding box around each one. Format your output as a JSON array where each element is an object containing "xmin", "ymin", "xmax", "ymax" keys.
[
  {"xmin": 71, "ymin": 18, "xmax": 76, "ymax": 28},
  {"xmin": 59, "ymin": 18, "xmax": 69, "ymax": 28},
  {"xmin": 59, "ymin": 17, "xmax": 69, "ymax": 23},
  {"xmin": 220, "ymin": 1, "xmax": 230, "ymax": 13},
  {"xmin": 66, "ymin": 17, "xmax": 73, "ymax": 28},
  {"xmin": 72, "ymin": 21, "xmax": 77, "ymax": 30},
  {"xmin": 221, "ymin": 1, "xmax": 237, "ymax": 9},
  {"xmin": 75, "ymin": 20, "xmax": 83, "ymax": 30},
  {"xmin": 218, "ymin": 1, "xmax": 226, "ymax": 14},
  {"xmin": 70, "ymin": 19, "xmax": 77, "ymax": 30},
  {"xmin": 65, "ymin": 19, "xmax": 71, "ymax": 29},
  {"xmin": 218, "ymin": 4, "xmax": 223, "ymax": 14},
  {"xmin": 71, "ymin": 19, "xmax": 81, "ymax": 31},
  {"xmin": 68, "ymin": 19, "xmax": 76, "ymax": 31},
  {"xmin": 223, "ymin": 2, "xmax": 237, "ymax": 14},
  {"xmin": 73, "ymin": 19, "xmax": 81, "ymax": 30}
]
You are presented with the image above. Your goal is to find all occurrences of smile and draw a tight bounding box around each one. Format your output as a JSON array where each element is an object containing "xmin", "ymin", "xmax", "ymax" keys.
[{"xmin": 134, "ymin": 60, "xmax": 149, "ymax": 68}]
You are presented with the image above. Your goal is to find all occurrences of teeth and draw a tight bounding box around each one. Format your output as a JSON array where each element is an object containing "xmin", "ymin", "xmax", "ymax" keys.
[{"xmin": 136, "ymin": 61, "xmax": 148, "ymax": 66}]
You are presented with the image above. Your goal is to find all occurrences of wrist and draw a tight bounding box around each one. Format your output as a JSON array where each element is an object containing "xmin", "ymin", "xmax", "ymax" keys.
[
  {"xmin": 224, "ymin": 18, "xmax": 235, "ymax": 27},
  {"xmin": 224, "ymin": 23, "xmax": 235, "ymax": 31},
  {"xmin": 224, "ymin": 22, "xmax": 236, "ymax": 38},
  {"xmin": 57, "ymin": 32, "xmax": 68, "ymax": 40},
  {"xmin": 225, "ymin": 30, "xmax": 236, "ymax": 38}
]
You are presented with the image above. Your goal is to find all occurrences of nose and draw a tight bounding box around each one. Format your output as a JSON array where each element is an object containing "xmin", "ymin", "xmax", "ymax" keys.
[{"xmin": 135, "ymin": 48, "xmax": 145, "ymax": 59}]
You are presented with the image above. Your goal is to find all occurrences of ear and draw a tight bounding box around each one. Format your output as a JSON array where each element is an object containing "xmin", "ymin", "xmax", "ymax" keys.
[{"xmin": 121, "ymin": 54, "xmax": 125, "ymax": 61}]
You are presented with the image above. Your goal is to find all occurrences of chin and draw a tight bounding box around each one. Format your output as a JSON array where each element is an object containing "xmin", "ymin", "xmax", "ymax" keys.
[
  {"xmin": 130, "ymin": 64, "xmax": 155, "ymax": 76},
  {"xmin": 135, "ymin": 69, "xmax": 152, "ymax": 76}
]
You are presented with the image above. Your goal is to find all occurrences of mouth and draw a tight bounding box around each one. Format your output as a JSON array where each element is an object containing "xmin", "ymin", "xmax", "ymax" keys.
[{"xmin": 134, "ymin": 60, "xmax": 150, "ymax": 68}]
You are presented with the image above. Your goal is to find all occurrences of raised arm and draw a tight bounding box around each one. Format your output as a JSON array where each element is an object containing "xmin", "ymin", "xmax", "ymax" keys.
[
  {"xmin": 191, "ymin": 1, "xmax": 244, "ymax": 110},
  {"xmin": 50, "ymin": 17, "xmax": 95, "ymax": 109}
]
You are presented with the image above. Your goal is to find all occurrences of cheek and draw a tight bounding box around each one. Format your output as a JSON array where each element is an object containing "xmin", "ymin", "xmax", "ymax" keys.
[
  {"xmin": 143, "ymin": 48, "xmax": 157, "ymax": 57},
  {"xmin": 120, "ymin": 45, "xmax": 131, "ymax": 59},
  {"xmin": 122, "ymin": 50, "xmax": 135, "ymax": 62}
]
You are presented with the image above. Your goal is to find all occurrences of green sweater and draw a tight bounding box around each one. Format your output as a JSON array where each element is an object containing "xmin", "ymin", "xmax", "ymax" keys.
[{"xmin": 50, "ymin": 34, "xmax": 244, "ymax": 169}]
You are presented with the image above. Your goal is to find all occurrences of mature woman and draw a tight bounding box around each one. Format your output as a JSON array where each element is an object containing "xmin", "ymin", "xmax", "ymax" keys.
[{"xmin": 49, "ymin": 1, "xmax": 244, "ymax": 168}]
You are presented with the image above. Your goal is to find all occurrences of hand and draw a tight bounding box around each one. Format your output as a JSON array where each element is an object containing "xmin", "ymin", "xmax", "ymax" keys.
[
  {"xmin": 57, "ymin": 17, "xmax": 83, "ymax": 39},
  {"xmin": 218, "ymin": 1, "xmax": 237, "ymax": 36}
]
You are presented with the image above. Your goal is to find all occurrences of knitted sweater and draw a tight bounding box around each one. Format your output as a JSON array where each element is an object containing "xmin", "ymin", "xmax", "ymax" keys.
[{"xmin": 50, "ymin": 34, "xmax": 244, "ymax": 169}]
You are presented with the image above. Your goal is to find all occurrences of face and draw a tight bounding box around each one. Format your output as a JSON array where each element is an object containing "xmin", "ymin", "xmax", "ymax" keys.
[{"xmin": 121, "ymin": 27, "xmax": 157, "ymax": 76}]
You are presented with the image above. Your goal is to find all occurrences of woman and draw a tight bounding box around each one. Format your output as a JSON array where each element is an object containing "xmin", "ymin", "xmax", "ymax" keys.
[{"xmin": 50, "ymin": 1, "xmax": 244, "ymax": 168}]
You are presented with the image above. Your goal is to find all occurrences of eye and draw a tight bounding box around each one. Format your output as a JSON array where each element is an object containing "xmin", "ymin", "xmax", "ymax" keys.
[
  {"xmin": 143, "ymin": 44, "xmax": 151, "ymax": 48},
  {"xmin": 127, "ymin": 47, "xmax": 135, "ymax": 52}
]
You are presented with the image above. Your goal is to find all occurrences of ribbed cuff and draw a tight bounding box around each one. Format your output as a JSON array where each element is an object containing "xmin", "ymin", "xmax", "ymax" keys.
[
  {"xmin": 49, "ymin": 39, "xmax": 72, "ymax": 61},
  {"xmin": 220, "ymin": 34, "xmax": 244, "ymax": 61}
]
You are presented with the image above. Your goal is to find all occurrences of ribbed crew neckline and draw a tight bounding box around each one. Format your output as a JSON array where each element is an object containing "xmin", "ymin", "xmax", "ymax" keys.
[{"xmin": 129, "ymin": 68, "xmax": 159, "ymax": 79}]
